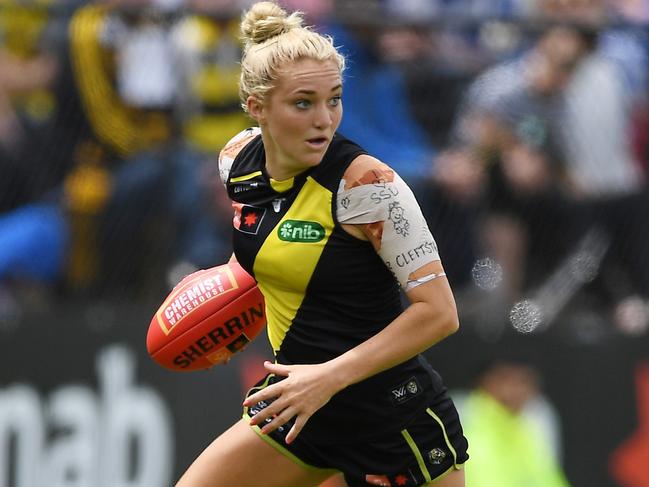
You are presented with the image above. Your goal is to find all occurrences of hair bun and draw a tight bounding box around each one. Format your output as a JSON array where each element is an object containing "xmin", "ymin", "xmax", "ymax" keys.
[{"xmin": 241, "ymin": 1, "xmax": 304, "ymax": 46}]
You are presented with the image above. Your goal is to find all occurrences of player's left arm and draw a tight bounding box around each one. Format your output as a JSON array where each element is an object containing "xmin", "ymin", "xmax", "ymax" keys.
[
  {"xmin": 244, "ymin": 155, "xmax": 459, "ymax": 443},
  {"xmin": 327, "ymin": 154, "xmax": 459, "ymax": 382}
]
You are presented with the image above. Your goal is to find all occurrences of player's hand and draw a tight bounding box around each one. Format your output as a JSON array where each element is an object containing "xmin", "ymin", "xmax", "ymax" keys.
[{"xmin": 243, "ymin": 360, "xmax": 343, "ymax": 444}]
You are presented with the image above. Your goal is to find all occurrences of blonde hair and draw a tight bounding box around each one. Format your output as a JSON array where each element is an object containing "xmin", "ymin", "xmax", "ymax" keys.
[{"xmin": 239, "ymin": 1, "xmax": 345, "ymax": 112}]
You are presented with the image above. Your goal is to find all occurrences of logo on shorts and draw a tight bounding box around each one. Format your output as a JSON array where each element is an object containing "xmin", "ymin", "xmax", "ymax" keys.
[
  {"xmin": 428, "ymin": 448, "xmax": 446, "ymax": 465},
  {"xmin": 389, "ymin": 377, "xmax": 422, "ymax": 405},
  {"xmin": 365, "ymin": 474, "xmax": 392, "ymax": 486},
  {"xmin": 365, "ymin": 473, "xmax": 413, "ymax": 486},
  {"xmin": 278, "ymin": 220, "xmax": 325, "ymax": 242}
]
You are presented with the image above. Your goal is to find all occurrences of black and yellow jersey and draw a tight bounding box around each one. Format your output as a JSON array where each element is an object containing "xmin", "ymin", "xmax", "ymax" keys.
[{"xmin": 221, "ymin": 129, "xmax": 443, "ymax": 444}]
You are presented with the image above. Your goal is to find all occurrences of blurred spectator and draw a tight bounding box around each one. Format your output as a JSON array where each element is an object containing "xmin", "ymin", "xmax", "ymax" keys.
[
  {"xmin": 538, "ymin": 0, "xmax": 649, "ymax": 173},
  {"xmin": 536, "ymin": 0, "xmax": 649, "ymax": 332},
  {"xmin": 166, "ymin": 0, "xmax": 253, "ymax": 279},
  {"xmin": 323, "ymin": 16, "xmax": 438, "ymax": 187},
  {"xmin": 458, "ymin": 356, "xmax": 571, "ymax": 487},
  {"xmin": 562, "ymin": 40, "xmax": 645, "ymax": 196},
  {"xmin": 424, "ymin": 26, "xmax": 592, "ymax": 297},
  {"xmin": 539, "ymin": 0, "xmax": 649, "ymax": 162},
  {"xmin": 429, "ymin": 22, "xmax": 649, "ymax": 333},
  {"xmin": 1, "ymin": 0, "xmax": 241, "ymax": 304},
  {"xmin": 0, "ymin": 0, "xmax": 71, "ymax": 302},
  {"xmin": 0, "ymin": 0, "xmax": 62, "ymax": 210},
  {"xmin": 62, "ymin": 0, "xmax": 236, "ymax": 296},
  {"xmin": 172, "ymin": 0, "xmax": 250, "ymax": 152},
  {"xmin": 62, "ymin": 0, "xmax": 175, "ymax": 293}
]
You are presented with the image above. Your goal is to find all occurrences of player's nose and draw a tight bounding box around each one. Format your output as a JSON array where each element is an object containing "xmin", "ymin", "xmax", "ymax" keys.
[{"xmin": 313, "ymin": 103, "xmax": 333, "ymax": 129}]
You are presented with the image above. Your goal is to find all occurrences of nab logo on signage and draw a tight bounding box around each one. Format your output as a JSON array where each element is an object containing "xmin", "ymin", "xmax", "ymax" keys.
[{"xmin": 278, "ymin": 220, "xmax": 325, "ymax": 243}]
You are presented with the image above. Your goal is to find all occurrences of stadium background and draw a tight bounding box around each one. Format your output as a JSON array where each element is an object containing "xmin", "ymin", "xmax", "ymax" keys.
[{"xmin": 0, "ymin": 0, "xmax": 648, "ymax": 486}]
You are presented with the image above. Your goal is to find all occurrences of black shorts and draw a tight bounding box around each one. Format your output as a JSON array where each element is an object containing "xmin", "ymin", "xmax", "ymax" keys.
[{"xmin": 243, "ymin": 374, "xmax": 469, "ymax": 487}]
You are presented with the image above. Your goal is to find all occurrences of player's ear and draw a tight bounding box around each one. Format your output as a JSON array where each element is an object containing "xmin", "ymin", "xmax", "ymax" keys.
[{"xmin": 247, "ymin": 96, "xmax": 265, "ymax": 123}]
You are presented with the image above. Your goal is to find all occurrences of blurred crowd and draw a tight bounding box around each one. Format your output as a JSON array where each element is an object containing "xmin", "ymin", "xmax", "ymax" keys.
[{"xmin": 1, "ymin": 0, "xmax": 648, "ymax": 339}]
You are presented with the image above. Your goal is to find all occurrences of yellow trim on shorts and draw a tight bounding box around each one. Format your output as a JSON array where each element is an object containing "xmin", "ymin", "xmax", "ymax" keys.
[
  {"xmin": 241, "ymin": 374, "xmax": 337, "ymax": 475},
  {"xmin": 230, "ymin": 171, "xmax": 262, "ymax": 182},
  {"xmin": 401, "ymin": 428, "xmax": 432, "ymax": 483},
  {"xmin": 421, "ymin": 463, "xmax": 465, "ymax": 486},
  {"xmin": 241, "ymin": 412, "xmax": 337, "ymax": 475},
  {"xmin": 242, "ymin": 373, "xmax": 275, "ymax": 399},
  {"xmin": 425, "ymin": 408, "xmax": 460, "ymax": 466}
]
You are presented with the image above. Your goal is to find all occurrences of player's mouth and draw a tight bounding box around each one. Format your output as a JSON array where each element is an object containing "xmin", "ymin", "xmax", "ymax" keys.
[{"xmin": 305, "ymin": 137, "xmax": 329, "ymax": 149}]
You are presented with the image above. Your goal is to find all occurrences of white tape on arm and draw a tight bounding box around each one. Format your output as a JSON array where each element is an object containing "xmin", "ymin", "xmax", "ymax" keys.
[
  {"xmin": 405, "ymin": 272, "xmax": 447, "ymax": 291},
  {"xmin": 336, "ymin": 180, "xmax": 390, "ymax": 223},
  {"xmin": 218, "ymin": 127, "xmax": 261, "ymax": 186},
  {"xmin": 338, "ymin": 173, "xmax": 440, "ymax": 289},
  {"xmin": 218, "ymin": 154, "xmax": 234, "ymax": 186}
]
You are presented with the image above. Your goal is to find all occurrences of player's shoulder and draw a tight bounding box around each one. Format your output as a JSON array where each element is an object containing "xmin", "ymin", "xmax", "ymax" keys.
[
  {"xmin": 342, "ymin": 154, "xmax": 396, "ymax": 190},
  {"xmin": 221, "ymin": 127, "xmax": 261, "ymax": 159},
  {"xmin": 218, "ymin": 127, "xmax": 261, "ymax": 185}
]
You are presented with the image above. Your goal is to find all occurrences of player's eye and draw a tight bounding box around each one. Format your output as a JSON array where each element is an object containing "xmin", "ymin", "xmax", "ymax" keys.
[
  {"xmin": 329, "ymin": 96, "xmax": 341, "ymax": 107},
  {"xmin": 295, "ymin": 99, "xmax": 311, "ymax": 109}
]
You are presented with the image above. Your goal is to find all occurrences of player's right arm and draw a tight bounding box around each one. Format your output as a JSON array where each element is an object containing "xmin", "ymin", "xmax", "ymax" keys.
[
  {"xmin": 218, "ymin": 127, "xmax": 261, "ymax": 186},
  {"xmin": 218, "ymin": 127, "xmax": 262, "ymax": 252}
]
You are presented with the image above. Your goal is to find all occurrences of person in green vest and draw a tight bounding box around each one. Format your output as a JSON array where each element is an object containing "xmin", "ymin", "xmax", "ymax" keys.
[{"xmin": 460, "ymin": 357, "xmax": 570, "ymax": 487}]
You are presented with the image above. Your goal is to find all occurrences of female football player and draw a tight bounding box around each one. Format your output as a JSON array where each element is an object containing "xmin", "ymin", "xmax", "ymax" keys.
[{"xmin": 177, "ymin": 2, "xmax": 468, "ymax": 486}]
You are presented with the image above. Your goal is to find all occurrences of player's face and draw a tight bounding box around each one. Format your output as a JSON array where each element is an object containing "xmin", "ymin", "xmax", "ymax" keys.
[{"xmin": 251, "ymin": 58, "xmax": 343, "ymax": 180}]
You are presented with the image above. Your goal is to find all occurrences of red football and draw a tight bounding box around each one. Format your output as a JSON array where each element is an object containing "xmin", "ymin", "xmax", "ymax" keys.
[{"xmin": 147, "ymin": 262, "xmax": 266, "ymax": 371}]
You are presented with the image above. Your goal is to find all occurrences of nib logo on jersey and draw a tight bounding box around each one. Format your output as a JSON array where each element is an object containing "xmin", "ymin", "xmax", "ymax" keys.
[{"xmin": 278, "ymin": 220, "xmax": 325, "ymax": 242}]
